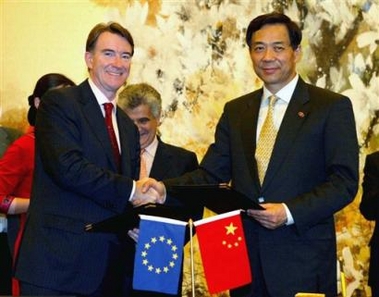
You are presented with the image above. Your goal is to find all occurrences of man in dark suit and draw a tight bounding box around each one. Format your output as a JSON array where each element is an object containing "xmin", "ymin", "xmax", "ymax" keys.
[
  {"xmin": 15, "ymin": 22, "xmax": 161, "ymax": 297},
  {"xmin": 147, "ymin": 12, "xmax": 359, "ymax": 297},
  {"xmin": 118, "ymin": 83, "xmax": 199, "ymax": 297},
  {"xmin": 360, "ymin": 151, "xmax": 379, "ymax": 297},
  {"xmin": 118, "ymin": 83, "xmax": 199, "ymax": 182}
]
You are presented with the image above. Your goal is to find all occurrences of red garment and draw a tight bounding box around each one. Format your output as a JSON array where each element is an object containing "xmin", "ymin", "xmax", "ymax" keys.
[{"xmin": 0, "ymin": 126, "xmax": 35, "ymax": 296}]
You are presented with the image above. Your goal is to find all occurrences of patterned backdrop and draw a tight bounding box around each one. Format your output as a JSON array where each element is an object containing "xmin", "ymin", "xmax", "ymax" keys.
[
  {"xmin": 103, "ymin": 2, "xmax": 378, "ymax": 295},
  {"xmin": 1, "ymin": 0, "xmax": 378, "ymax": 296}
]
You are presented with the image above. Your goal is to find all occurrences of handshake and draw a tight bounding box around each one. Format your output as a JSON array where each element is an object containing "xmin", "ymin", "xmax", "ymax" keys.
[
  {"xmin": 129, "ymin": 178, "xmax": 167, "ymax": 243},
  {"xmin": 131, "ymin": 177, "xmax": 167, "ymax": 207}
]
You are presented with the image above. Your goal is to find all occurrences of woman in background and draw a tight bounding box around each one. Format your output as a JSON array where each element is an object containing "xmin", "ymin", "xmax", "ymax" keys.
[{"xmin": 0, "ymin": 73, "xmax": 75, "ymax": 296}]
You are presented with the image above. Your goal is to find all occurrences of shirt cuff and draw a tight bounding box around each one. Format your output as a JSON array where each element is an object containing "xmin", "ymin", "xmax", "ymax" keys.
[
  {"xmin": 282, "ymin": 203, "xmax": 294, "ymax": 225},
  {"xmin": 128, "ymin": 180, "xmax": 136, "ymax": 201}
]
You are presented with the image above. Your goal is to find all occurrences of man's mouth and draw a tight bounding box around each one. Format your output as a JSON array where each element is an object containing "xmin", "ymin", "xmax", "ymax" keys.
[
  {"xmin": 262, "ymin": 67, "xmax": 277, "ymax": 74},
  {"xmin": 107, "ymin": 71, "xmax": 123, "ymax": 76}
]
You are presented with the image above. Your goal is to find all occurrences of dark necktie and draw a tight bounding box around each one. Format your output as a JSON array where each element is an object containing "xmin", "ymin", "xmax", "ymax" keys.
[{"xmin": 103, "ymin": 103, "xmax": 121, "ymax": 172}]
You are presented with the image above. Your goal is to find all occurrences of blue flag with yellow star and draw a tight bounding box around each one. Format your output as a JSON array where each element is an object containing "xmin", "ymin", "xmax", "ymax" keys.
[{"xmin": 133, "ymin": 215, "xmax": 187, "ymax": 294}]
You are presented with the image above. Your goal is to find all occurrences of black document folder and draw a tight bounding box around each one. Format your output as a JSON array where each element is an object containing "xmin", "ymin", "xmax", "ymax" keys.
[
  {"xmin": 168, "ymin": 183, "xmax": 265, "ymax": 214},
  {"xmin": 84, "ymin": 203, "xmax": 191, "ymax": 233},
  {"xmin": 85, "ymin": 184, "xmax": 264, "ymax": 234}
]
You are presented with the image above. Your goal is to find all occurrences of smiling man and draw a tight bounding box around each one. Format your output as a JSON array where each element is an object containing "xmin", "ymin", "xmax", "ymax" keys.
[
  {"xmin": 119, "ymin": 83, "xmax": 161, "ymax": 154},
  {"xmin": 118, "ymin": 82, "xmax": 198, "ymax": 193},
  {"xmin": 146, "ymin": 12, "xmax": 359, "ymax": 297},
  {"xmin": 15, "ymin": 23, "xmax": 162, "ymax": 297}
]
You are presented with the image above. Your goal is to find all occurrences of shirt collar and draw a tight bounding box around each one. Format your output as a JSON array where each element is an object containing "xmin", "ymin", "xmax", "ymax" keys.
[
  {"xmin": 144, "ymin": 136, "xmax": 159, "ymax": 157},
  {"xmin": 88, "ymin": 78, "xmax": 118, "ymax": 107},
  {"xmin": 262, "ymin": 74, "xmax": 299, "ymax": 104}
]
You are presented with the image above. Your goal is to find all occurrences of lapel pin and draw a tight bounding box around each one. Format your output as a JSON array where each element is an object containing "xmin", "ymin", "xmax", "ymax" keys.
[{"xmin": 298, "ymin": 111, "xmax": 305, "ymax": 118}]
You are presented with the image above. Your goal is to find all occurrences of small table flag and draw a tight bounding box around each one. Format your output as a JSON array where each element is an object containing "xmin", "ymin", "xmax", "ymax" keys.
[
  {"xmin": 194, "ymin": 210, "xmax": 252, "ymax": 294},
  {"xmin": 133, "ymin": 215, "xmax": 187, "ymax": 295}
]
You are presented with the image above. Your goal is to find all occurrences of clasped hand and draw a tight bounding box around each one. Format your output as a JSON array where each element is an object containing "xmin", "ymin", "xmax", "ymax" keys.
[
  {"xmin": 131, "ymin": 177, "xmax": 166, "ymax": 207},
  {"xmin": 129, "ymin": 178, "xmax": 167, "ymax": 243},
  {"xmin": 247, "ymin": 203, "xmax": 287, "ymax": 229}
]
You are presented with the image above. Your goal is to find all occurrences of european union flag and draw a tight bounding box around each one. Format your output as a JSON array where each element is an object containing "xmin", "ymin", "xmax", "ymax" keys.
[{"xmin": 133, "ymin": 215, "xmax": 187, "ymax": 295}]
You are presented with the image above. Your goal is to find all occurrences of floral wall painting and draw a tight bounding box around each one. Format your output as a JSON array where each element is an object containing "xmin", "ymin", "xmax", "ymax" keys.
[{"xmin": 1, "ymin": 0, "xmax": 379, "ymax": 296}]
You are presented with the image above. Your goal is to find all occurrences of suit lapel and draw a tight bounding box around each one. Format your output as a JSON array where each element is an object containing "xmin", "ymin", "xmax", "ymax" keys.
[
  {"xmin": 263, "ymin": 78, "xmax": 311, "ymax": 189},
  {"xmin": 241, "ymin": 90, "xmax": 262, "ymax": 186},
  {"xmin": 150, "ymin": 141, "xmax": 170, "ymax": 179},
  {"xmin": 117, "ymin": 107, "xmax": 137, "ymax": 176},
  {"xmin": 79, "ymin": 81, "xmax": 119, "ymax": 172}
]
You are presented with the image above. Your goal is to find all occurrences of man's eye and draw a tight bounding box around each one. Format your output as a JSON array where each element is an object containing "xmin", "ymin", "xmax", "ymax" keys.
[
  {"xmin": 104, "ymin": 51, "xmax": 114, "ymax": 57},
  {"xmin": 253, "ymin": 46, "xmax": 265, "ymax": 52},
  {"xmin": 274, "ymin": 46, "xmax": 285, "ymax": 52},
  {"xmin": 138, "ymin": 119, "xmax": 149, "ymax": 125},
  {"xmin": 122, "ymin": 54, "xmax": 132, "ymax": 60}
]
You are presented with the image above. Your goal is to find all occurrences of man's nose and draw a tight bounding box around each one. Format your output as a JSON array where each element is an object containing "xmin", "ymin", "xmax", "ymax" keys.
[{"xmin": 262, "ymin": 48, "xmax": 275, "ymax": 60}]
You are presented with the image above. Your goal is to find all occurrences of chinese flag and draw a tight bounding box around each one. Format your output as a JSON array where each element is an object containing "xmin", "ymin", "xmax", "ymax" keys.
[{"xmin": 194, "ymin": 210, "xmax": 252, "ymax": 294}]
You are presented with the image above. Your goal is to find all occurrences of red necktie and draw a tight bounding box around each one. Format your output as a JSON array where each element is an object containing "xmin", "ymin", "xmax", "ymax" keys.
[{"xmin": 103, "ymin": 103, "xmax": 121, "ymax": 172}]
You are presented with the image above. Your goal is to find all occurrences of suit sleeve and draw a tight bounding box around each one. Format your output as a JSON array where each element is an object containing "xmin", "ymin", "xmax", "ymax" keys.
[
  {"xmin": 360, "ymin": 153, "xmax": 379, "ymax": 220},
  {"xmin": 186, "ymin": 152, "xmax": 199, "ymax": 171},
  {"xmin": 164, "ymin": 103, "xmax": 239, "ymax": 187},
  {"xmin": 287, "ymin": 96, "xmax": 359, "ymax": 232}
]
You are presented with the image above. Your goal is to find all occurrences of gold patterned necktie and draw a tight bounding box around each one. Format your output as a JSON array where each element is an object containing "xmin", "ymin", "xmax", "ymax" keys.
[
  {"xmin": 255, "ymin": 95, "xmax": 278, "ymax": 185},
  {"xmin": 139, "ymin": 149, "xmax": 148, "ymax": 179}
]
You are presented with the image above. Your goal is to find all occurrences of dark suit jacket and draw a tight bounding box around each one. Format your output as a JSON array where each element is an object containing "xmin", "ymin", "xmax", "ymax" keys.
[
  {"xmin": 151, "ymin": 139, "xmax": 202, "ymax": 217},
  {"xmin": 165, "ymin": 77, "xmax": 359, "ymax": 297},
  {"xmin": 360, "ymin": 151, "xmax": 379, "ymax": 291},
  {"xmin": 150, "ymin": 139, "xmax": 198, "ymax": 180},
  {"xmin": 15, "ymin": 80, "xmax": 140, "ymax": 294}
]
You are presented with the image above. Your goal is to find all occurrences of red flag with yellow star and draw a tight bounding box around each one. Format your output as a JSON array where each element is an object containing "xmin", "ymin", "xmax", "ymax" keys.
[{"xmin": 193, "ymin": 210, "xmax": 252, "ymax": 293}]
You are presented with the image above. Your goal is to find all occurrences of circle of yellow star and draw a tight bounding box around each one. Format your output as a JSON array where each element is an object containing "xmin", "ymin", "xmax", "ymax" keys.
[{"xmin": 140, "ymin": 235, "xmax": 179, "ymax": 275}]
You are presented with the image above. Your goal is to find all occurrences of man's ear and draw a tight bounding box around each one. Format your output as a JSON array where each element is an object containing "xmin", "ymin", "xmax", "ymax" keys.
[
  {"xmin": 85, "ymin": 51, "xmax": 93, "ymax": 69},
  {"xmin": 294, "ymin": 45, "xmax": 302, "ymax": 62}
]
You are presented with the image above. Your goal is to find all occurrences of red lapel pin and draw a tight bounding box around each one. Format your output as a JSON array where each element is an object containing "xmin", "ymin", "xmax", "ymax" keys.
[{"xmin": 298, "ymin": 111, "xmax": 305, "ymax": 118}]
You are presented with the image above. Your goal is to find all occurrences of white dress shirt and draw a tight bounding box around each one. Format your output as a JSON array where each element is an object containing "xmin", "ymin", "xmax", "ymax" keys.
[{"xmin": 141, "ymin": 136, "xmax": 159, "ymax": 177}]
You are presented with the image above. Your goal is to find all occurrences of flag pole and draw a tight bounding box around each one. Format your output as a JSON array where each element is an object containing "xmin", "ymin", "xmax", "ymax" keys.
[{"xmin": 189, "ymin": 219, "xmax": 195, "ymax": 297}]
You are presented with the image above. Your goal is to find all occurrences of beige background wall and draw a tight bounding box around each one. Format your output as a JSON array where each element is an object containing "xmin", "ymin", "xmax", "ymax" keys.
[
  {"xmin": 1, "ymin": 1, "xmax": 379, "ymax": 296},
  {"xmin": 1, "ymin": 1, "xmax": 103, "ymax": 112}
]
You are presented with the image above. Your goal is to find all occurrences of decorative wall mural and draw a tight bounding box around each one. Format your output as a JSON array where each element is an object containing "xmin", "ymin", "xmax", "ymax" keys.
[{"xmin": 92, "ymin": 1, "xmax": 378, "ymax": 296}]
